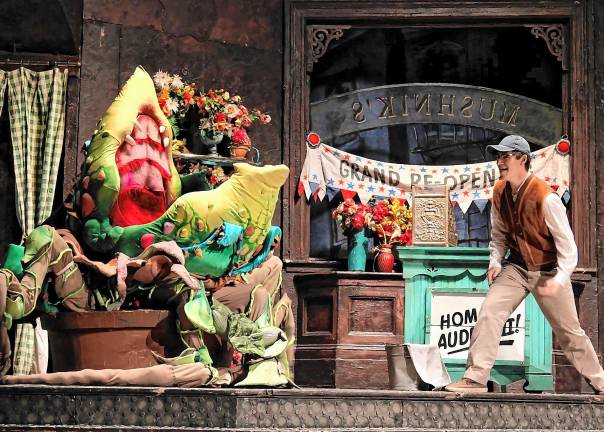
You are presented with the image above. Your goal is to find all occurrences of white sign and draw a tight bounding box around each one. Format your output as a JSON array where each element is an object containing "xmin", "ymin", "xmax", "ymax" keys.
[{"xmin": 429, "ymin": 291, "xmax": 525, "ymax": 361}]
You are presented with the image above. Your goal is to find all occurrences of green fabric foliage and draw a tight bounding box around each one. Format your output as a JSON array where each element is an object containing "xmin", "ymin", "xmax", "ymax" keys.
[
  {"xmin": 211, "ymin": 300, "xmax": 232, "ymax": 339},
  {"xmin": 180, "ymin": 172, "xmax": 213, "ymax": 194},
  {"xmin": 22, "ymin": 225, "xmax": 53, "ymax": 264},
  {"xmin": 1, "ymin": 244, "xmax": 25, "ymax": 277},
  {"xmin": 234, "ymin": 358, "xmax": 288, "ymax": 387},
  {"xmin": 194, "ymin": 346, "xmax": 213, "ymax": 365},
  {"xmin": 227, "ymin": 314, "xmax": 265, "ymax": 357},
  {"xmin": 184, "ymin": 290, "xmax": 216, "ymax": 334}
]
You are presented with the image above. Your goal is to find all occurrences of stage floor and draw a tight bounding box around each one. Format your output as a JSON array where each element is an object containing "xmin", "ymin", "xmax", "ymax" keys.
[{"xmin": 1, "ymin": 385, "xmax": 603, "ymax": 431}]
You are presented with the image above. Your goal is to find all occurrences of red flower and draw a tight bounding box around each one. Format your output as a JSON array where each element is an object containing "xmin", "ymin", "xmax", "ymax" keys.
[
  {"xmin": 215, "ymin": 112, "xmax": 227, "ymax": 123},
  {"xmin": 182, "ymin": 91, "xmax": 193, "ymax": 105},
  {"xmin": 352, "ymin": 213, "xmax": 365, "ymax": 230},
  {"xmin": 332, "ymin": 199, "xmax": 368, "ymax": 234},
  {"xmin": 231, "ymin": 127, "xmax": 251, "ymax": 146}
]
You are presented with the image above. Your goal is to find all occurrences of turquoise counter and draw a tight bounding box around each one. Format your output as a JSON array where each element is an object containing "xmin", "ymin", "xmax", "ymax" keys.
[{"xmin": 396, "ymin": 246, "xmax": 553, "ymax": 391}]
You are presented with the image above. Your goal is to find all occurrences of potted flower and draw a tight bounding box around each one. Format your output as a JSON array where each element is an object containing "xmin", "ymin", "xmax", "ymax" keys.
[
  {"xmin": 332, "ymin": 198, "xmax": 370, "ymax": 271},
  {"xmin": 196, "ymin": 89, "xmax": 271, "ymax": 158},
  {"xmin": 367, "ymin": 198, "xmax": 413, "ymax": 272}
]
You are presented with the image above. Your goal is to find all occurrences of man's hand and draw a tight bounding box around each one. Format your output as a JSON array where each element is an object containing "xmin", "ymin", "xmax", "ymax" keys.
[
  {"xmin": 487, "ymin": 267, "xmax": 501, "ymax": 284},
  {"xmin": 536, "ymin": 277, "xmax": 561, "ymax": 297}
]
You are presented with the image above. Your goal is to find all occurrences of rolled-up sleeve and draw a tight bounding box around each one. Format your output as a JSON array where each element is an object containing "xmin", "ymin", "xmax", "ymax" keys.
[
  {"xmin": 543, "ymin": 193, "xmax": 577, "ymax": 287},
  {"xmin": 488, "ymin": 203, "xmax": 508, "ymax": 270}
]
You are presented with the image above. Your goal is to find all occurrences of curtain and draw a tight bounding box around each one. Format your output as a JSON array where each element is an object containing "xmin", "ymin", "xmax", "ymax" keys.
[
  {"xmin": 6, "ymin": 67, "xmax": 68, "ymax": 236},
  {"xmin": 4, "ymin": 67, "xmax": 68, "ymax": 375}
]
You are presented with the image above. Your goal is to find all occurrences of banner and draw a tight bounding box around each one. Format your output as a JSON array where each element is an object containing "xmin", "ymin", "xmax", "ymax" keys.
[{"xmin": 299, "ymin": 142, "xmax": 570, "ymax": 213}]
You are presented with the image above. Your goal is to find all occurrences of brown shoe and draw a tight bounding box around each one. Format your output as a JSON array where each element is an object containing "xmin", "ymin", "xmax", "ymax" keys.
[{"xmin": 445, "ymin": 378, "xmax": 488, "ymax": 393}]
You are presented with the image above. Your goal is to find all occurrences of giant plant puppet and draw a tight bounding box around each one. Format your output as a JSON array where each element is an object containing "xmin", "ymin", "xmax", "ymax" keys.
[
  {"xmin": 75, "ymin": 66, "xmax": 289, "ymax": 278},
  {"xmin": 0, "ymin": 67, "xmax": 291, "ymax": 378}
]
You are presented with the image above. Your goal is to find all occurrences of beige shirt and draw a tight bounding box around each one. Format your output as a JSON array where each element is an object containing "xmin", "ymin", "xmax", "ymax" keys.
[{"xmin": 489, "ymin": 176, "xmax": 577, "ymax": 287}]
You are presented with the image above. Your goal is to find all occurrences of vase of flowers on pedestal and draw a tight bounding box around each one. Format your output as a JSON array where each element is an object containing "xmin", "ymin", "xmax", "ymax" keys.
[
  {"xmin": 197, "ymin": 89, "xmax": 271, "ymax": 158},
  {"xmin": 367, "ymin": 197, "xmax": 413, "ymax": 273},
  {"xmin": 199, "ymin": 129, "xmax": 223, "ymax": 156},
  {"xmin": 332, "ymin": 198, "xmax": 370, "ymax": 271},
  {"xmin": 152, "ymin": 72, "xmax": 271, "ymax": 157}
]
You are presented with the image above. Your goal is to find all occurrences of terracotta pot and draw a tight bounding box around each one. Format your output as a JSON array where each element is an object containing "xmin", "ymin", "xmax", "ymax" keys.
[
  {"xmin": 374, "ymin": 244, "xmax": 395, "ymax": 273},
  {"xmin": 41, "ymin": 310, "xmax": 182, "ymax": 371},
  {"xmin": 229, "ymin": 145, "xmax": 250, "ymax": 159}
]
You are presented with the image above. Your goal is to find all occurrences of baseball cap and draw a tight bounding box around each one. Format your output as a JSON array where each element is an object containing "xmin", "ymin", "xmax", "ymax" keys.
[{"xmin": 486, "ymin": 135, "xmax": 531, "ymax": 155}]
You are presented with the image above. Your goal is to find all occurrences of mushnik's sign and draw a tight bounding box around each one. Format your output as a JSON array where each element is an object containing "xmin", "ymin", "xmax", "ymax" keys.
[{"xmin": 310, "ymin": 83, "xmax": 562, "ymax": 147}]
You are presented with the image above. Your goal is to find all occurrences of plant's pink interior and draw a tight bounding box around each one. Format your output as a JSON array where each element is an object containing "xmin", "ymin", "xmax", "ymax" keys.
[{"xmin": 111, "ymin": 114, "xmax": 172, "ymax": 227}]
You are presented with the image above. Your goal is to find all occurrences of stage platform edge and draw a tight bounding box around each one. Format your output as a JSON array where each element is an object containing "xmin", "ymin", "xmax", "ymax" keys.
[{"xmin": 1, "ymin": 386, "xmax": 604, "ymax": 431}]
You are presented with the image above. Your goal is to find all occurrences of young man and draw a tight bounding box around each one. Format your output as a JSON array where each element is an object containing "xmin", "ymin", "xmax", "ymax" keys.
[{"xmin": 445, "ymin": 135, "xmax": 604, "ymax": 394}]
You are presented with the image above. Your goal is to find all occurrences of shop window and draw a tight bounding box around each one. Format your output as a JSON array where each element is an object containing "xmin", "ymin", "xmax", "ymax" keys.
[{"xmin": 309, "ymin": 27, "xmax": 562, "ymax": 259}]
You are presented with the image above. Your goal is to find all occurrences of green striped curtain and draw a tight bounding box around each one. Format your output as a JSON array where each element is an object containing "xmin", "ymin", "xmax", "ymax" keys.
[
  {"xmin": 6, "ymin": 67, "xmax": 68, "ymax": 236},
  {"xmin": 4, "ymin": 67, "xmax": 67, "ymax": 375}
]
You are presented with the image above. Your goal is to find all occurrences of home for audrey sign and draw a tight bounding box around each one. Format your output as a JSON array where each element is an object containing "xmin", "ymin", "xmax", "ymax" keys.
[{"xmin": 429, "ymin": 291, "xmax": 525, "ymax": 362}]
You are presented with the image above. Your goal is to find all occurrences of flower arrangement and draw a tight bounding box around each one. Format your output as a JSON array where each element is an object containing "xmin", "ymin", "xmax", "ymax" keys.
[
  {"xmin": 196, "ymin": 88, "xmax": 271, "ymax": 146},
  {"xmin": 367, "ymin": 198, "xmax": 413, "ymax": 246},
  {"xmin": 331, "ymin": 198, "xmax": 370, "ymax": 234},
  {"xmin": 153, "ymin": 70, "xmax": 272, "ymax": 153},
  {"xmin": 153, "ymin": 71, "xmax": 196, "ymax": 138}
]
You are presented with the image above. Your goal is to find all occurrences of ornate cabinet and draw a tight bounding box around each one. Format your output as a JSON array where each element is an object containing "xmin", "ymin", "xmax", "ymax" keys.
[{"xmin": 294, "ymin": 272, "xmax": 404, "ymax": 389}]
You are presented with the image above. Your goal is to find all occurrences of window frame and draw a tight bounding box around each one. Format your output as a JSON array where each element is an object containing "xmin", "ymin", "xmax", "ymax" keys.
[{"xmin": 284, "ymin": 0, "xmax": 594, "ymax": 271}]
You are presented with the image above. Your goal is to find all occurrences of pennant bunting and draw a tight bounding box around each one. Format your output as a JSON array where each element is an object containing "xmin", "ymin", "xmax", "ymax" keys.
[
  {"xmin": 326, "ymin": 186, "xmax": 339, "ymax": 201},
  {"xmin": 299, "ymin": 142, "xmax": 570, "ymax": 213},
  {"xmin": 474, "ymin": 199, "xmax": 490, "ymax": 214},
  {"xmin": 341, "ymin": 189, "xmax": 357, "ymax": 200}
]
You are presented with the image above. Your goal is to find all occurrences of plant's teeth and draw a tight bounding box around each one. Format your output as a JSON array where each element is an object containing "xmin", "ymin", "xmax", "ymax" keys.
[{"xmin": 125, "ymin": 134, "xmax": 136, "ymax": 145}]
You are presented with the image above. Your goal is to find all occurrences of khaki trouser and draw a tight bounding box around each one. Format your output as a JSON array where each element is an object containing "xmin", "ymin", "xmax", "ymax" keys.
[
  {"xmin": 213, "ymin": 255, "xmax": 283, "ymax": 321},
  {"xmin": 464, "ymin": 263, "xmax": 604, "ymax": 391}
]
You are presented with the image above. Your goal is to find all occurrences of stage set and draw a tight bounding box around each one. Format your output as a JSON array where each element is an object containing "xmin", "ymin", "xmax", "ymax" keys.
[{"xmin": 3, "ymin": 0, "xmax": 604, "ymax": 430}]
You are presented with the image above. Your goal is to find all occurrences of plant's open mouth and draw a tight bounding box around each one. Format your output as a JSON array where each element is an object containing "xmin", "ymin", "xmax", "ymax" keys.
[{"xmin": 111, "ymin": 114, "xmax": 172, "ymax": 227}]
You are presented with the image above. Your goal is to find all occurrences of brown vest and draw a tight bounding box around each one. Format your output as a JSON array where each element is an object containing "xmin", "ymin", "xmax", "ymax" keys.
[{"xmin": 492, "ymin": 175, "xmax": 557, "ymax": 270}]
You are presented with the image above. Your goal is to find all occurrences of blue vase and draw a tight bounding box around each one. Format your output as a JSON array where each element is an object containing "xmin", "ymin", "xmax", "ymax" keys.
[{"xmin": 347, "ymin": 229, "xmax": 368, "ymax": 271}]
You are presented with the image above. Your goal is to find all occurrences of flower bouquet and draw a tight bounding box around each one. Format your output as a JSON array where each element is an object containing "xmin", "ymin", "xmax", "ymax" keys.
[
  {"xmin": 332, "ymin": 198, "xmax": 370, "ymax": 271},
  {"xmin": 367, "ymin": 198, "xmax": 413, "ymax": 272},
  {"xmin": 196, "ymin": 88, "xmax": 271, "ymax": 157},
  {"xmin": 153, "ymin": 70, "xmax": 271, "ymax": 158},
  {"xmin": 153, "ymin": 71, "xmax": 196, "ymax": 143}
]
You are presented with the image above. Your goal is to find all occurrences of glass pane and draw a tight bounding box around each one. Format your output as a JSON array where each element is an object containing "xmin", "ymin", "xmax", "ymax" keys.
[{"xmin": 309, "ymin": 26, "xmax": 562, "ymax": 259}]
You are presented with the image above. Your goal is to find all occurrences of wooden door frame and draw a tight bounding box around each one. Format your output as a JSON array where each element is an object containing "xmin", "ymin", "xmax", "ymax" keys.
[{"xmin": 283, "ymin": 0, "xmax": 595, "ymax": 271}]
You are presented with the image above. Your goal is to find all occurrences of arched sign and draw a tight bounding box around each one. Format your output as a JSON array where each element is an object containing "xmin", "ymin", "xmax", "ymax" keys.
[{"xmin": 310, "ymin": 83, "xmax": 562, "ymax": 147}]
